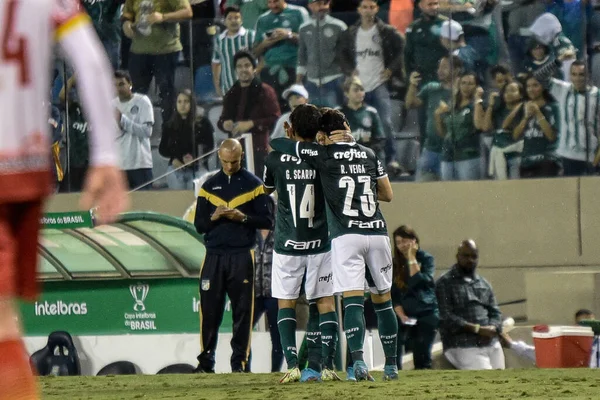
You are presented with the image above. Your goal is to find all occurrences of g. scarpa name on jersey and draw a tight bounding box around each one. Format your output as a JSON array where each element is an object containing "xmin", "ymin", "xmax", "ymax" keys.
[{"xmin": 286, "ymin": 169, "xmax": 317, "ymax": 180}]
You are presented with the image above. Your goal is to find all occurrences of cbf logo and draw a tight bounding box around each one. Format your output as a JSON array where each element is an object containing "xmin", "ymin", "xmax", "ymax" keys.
[{"xmin": 130, "ymin": 283, "xmax": 149, "ymax": 311}]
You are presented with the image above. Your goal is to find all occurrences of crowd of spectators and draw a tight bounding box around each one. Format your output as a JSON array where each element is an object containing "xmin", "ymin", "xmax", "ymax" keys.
[{"xmin": 51, "ymin": 0, "xmax": 600, "ymax": 191}]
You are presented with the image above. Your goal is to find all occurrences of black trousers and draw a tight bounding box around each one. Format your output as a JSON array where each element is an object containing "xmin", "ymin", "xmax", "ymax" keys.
[
  {"xmin": 397, "ymin": 312, "xmax": 439, "ymax": 370},
  {"xmin": 198, "ymin": 250, "xmax": 255, "ymax": 371}
]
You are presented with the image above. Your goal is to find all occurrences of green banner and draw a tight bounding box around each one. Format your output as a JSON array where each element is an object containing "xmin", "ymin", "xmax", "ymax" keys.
[
  {"xmin": 19, "ymin": 279, "xmax": 233, "ymax": 336},
  {"xmin": 41, "ymin": 211, "xmax": 94, "ymax": 229}
]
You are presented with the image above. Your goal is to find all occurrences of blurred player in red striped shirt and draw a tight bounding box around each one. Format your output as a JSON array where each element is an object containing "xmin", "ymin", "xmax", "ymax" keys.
[{"xmin": 0, "ymin": 1, "xmax": 128, "ymax": 398}]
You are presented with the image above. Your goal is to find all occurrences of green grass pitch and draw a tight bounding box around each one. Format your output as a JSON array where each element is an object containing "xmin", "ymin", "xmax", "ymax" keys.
[{"xmin": 41, "ymin": 369, "xmax": 600, "ymax": 399}]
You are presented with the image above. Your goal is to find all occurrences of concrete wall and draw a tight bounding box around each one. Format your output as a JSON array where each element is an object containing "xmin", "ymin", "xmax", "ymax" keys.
[{"xmin": 47, "ymin": 177, "xmax": 600, "ymax": 321}]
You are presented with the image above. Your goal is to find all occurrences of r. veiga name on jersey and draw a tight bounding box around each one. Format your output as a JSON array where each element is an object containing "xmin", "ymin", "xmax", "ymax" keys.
[
  {"xmin": 284, "ymin": 239, "xmax": 322, "ymax": 250},
  {"xmin": 347, "ymin": 219, "xmax": 385, "ymax": 229}
]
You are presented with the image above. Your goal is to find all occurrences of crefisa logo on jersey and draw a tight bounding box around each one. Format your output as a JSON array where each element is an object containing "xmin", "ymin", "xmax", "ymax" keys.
[
  {"xmin": 300, "ymin": 148, "xmax": 319, "ymax": 157},
  {"xmin": 280, "ymin": 154, "xmax": 300, "ymax": 164},
  {"xmin": 380, "ymin": 264, "xmax": 392, "ymax": 274},
  {"xmin": 333, "ymin": 149, "xmax": 368, "ymax": 161}
]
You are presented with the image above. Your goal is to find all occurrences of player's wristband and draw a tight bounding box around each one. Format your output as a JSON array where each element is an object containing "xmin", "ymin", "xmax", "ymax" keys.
[{"xmin": 473, "ymin": 324, "xmax": 480, "ymax": 334}]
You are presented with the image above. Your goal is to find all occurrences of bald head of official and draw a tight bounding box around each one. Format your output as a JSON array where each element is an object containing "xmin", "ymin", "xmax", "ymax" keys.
[
  {"xmin": 218, "ymin": 139, "xmax": 244, "ymax": 176},
  {"xmin": 456, "ymin": 239, "xmax": 478, "ymax": 275}
]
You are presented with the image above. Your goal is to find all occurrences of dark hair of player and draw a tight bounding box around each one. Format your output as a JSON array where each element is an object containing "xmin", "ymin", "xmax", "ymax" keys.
[
  {"xmin": 289, "ymin": 104, "xmax": 322, "ymax": 141},
  {"xmin": 114, "ymin": 70, "xmax": 132, "ymax": 84},
  {"xmin": 319, "ymin": 108, "xmax": 348, "ymax": 136}
]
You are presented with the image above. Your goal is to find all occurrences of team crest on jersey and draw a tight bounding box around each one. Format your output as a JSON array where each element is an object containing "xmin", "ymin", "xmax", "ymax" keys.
[
  {"xmin": 372, "ymin": 33, "xmax": 381, "ymax": 44},
  {"xmin": 201, "ymin": 280, "xmax": 210, "ymax": 291},
  {"xmin": 282, "ymin": 19, "xmax": 291, "ymax": 28},
  {"xmin": 130, "ymin": 105, "xmax": 139, "ymax": 115},
  {"xmin": 324, "ymin": 28, "xmax": 334, "ymax": 38},
  {"xmin": 362, "ymin": 116, "xmax": 372, "ymax": 128}
]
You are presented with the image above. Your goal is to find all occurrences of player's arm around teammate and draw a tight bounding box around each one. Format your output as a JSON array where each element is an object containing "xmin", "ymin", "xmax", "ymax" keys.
[{"xmin": 263, "ymin": 110, "xmax": 341, "ymax": 383}]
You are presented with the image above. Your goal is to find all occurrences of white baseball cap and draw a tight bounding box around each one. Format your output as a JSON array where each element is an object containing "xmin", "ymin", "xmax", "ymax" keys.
[
  {"xmin": 440, "ymin": 20, "xmax": 464, "ymax": 41},
  {"xmin": 282, "ymin": 84, "xmax": 309, "ymax": 100}
]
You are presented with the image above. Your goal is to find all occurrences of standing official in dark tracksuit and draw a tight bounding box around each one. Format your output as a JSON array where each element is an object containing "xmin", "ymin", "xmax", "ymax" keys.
[{"xmin": 194, "ymin": 138, "xmax": 274, "ymax": 373}]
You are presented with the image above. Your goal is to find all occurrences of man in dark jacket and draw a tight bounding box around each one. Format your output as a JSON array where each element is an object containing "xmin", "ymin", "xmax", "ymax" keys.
[
  {"xmin": 193, "ymin": 138, "xmax": 274, "ymax": 373},
  {"xmin": 435, "ymin": 239, "xmax": 505, "ymax": 370},
  {"xmin": 218, "ymin": 51, "xmax": 281, "ymax": 175},
  {"xmin": 404, "ymin": 0, "xmax": 447, "ymax": 85},
  {"xmin": 337, "ymin": 0, "xmax": 404, "ymax": 167}
]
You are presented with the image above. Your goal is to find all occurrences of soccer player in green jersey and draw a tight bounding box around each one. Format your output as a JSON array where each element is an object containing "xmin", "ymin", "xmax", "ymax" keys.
[
  {"xmin": 270, "ymin": 105, "xmax": 399, "ymax": 381},
  {"xmin": 263, "ymin": 107, "xmax": 340, "ymax": 383}
]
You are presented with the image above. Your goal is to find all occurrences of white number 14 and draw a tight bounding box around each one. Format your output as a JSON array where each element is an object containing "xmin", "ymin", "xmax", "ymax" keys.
[{"xmin": 286, "ymin": 184, "xmax": 315, "ymax": 228}]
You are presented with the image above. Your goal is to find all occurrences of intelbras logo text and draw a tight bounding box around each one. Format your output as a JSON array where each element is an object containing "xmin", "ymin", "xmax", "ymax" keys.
[{"xmin": 34, "ymin": 301, "xmax": 88, "ymax": 316}]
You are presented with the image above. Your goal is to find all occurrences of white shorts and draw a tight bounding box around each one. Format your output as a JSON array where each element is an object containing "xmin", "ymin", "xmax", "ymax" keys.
[
  {"xmin": 444, "ymin": 341, "xmax": 506, "ymax": 370},
  {"xmin": 331, "ymin": 234, "xmax": 393, "ymax": 295},
  {"xmin": 271, "ymin": 250, "xmax": 333, "ymax": 301}
]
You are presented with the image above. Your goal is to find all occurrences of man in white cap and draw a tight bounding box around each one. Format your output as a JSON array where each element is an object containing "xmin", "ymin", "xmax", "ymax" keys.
[
  {"xmin": 271, "ymin": 84, "xmax": 310, "ymax": 139},
  {"xmin": 440, "ymin": 19, "xmax": 485, "ymax": 83}
]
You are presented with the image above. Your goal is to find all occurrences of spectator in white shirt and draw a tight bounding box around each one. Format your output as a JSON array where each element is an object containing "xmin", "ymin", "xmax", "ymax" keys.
[
  {"xmin": 549, "ymin": 61, "xmax": 600, "ymax": 176},
  {"xmin": 113, "ymin": 70, "xmax": 155, "ymax": 190}
]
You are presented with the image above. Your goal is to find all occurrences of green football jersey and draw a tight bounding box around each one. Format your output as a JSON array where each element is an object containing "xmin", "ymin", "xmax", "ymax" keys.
[
  {"xmin": 491, "ymin": 104, "xmax": 523, "ymax": 161},
  {"xmin": 263, "ymin": 151, "xmax": 329, "ymax": 255},
  {"xmin": 521, "ymin": 102, "xmax": 560, "ymax": 168},
  {"xmin": 337, "ymin": 104, "xmax": 385, "ymax": 159},
  {"xmin": 419, "ymin": 82, "xmax": 452, "ymax": 154},
  {"xmin": 441, "ymin": 103, "xmax": 481, "ymax": 162},
  {"xmin": 254, "ymin": 5, "xmax": 309, "ymax": 67},
  {"xmin": 270, "ymin": 139, "xmax": 389, "ymax": 239}
]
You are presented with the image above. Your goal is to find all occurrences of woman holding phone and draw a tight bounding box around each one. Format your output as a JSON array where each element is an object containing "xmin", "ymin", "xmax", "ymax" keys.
[{"xmin": 391, "ymin": 225, "xmax": 439, "ymax": 370}]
